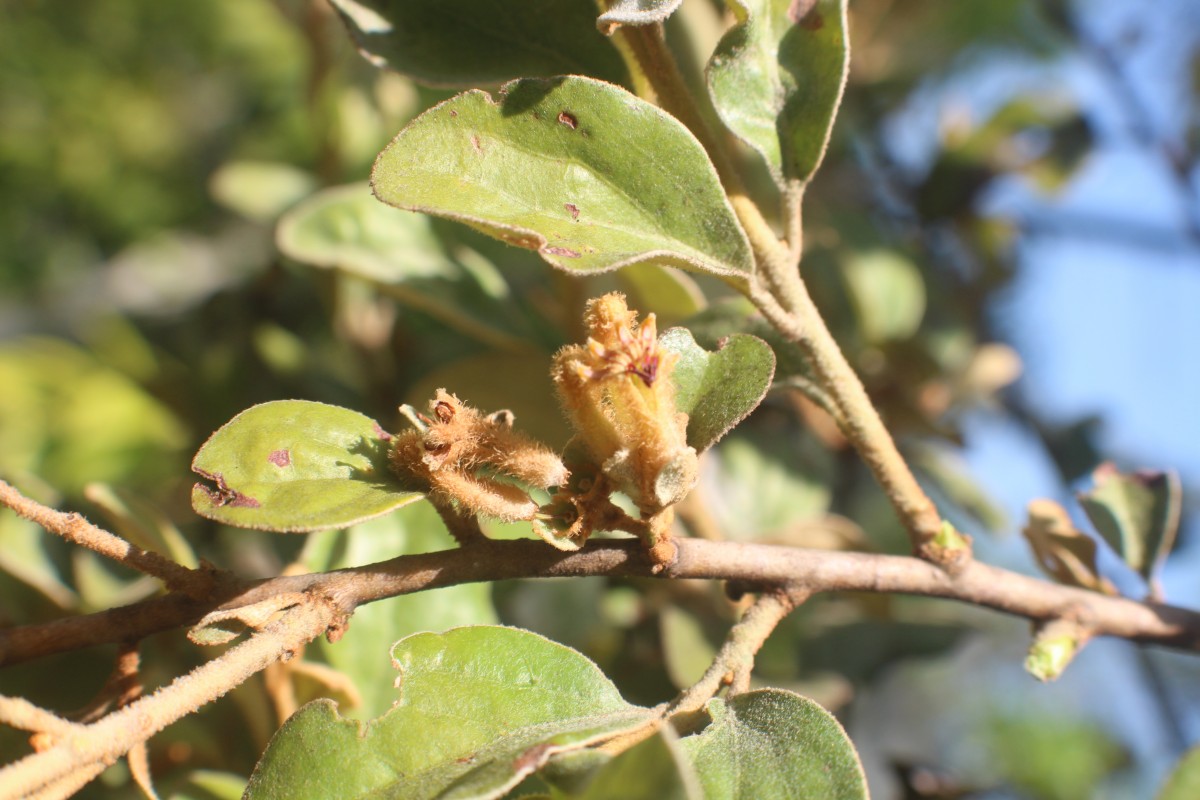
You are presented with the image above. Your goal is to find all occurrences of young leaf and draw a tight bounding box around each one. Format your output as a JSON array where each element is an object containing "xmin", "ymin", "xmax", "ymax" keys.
[
  {"xmin": 245, "ymin": 627, "xmax": 655, "ymax": 800},
  {"xmin": 678, "ymin": 689, "xmax": 868, "ymax": 800},
  {"xmin": 191, "ymin": 400, "xmax": 422, "ymax": 533},
  {"xmin": 659, "ymin": 327, "xmax": 775, "ymax": 451},
  {"xmin": 597, "ymin": 0, "xmax": 685, "ymax": 35},
  {"xmin": 1022, "ymin": 499, "xmax": 1116, "ymax": 595},
  {"xmin": 707, "ymin": 0, "xmax": 849, "ymax": 188},
  {"xmin": 328, "ymin": 0, "xmax": 627, "ymax": 87},
  {"xmin": 371, "ymin": 76, "xmax": 755, "ymax": 284},
  {"xmin": 1077, "ymin": 463, "xmax": 1182, "ymax": 590}
]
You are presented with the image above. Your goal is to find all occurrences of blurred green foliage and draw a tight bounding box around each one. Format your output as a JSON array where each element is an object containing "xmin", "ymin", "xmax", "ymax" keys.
[{"xmin": 0, "ymin": 0, "xmax": 1187, "ymax": 798}]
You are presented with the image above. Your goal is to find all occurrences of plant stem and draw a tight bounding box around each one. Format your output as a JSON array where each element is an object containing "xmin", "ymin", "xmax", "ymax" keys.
[
  {"xmin": 747, "ymin": 274, "xmax": 963, "ymax": 567},
  {"xmin": 669, "ymin": 588, "xmax": 808, "ymax": 718}
]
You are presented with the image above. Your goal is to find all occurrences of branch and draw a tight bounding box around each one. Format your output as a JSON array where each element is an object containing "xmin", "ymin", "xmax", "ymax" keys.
[
  {"xmin": 4, "ymin": 538, "xmax": 1199, "ymax": 669},
  {"xmin": 0, "ymin": 480, "xmax": 217, "ymax": 599},
  {"xmin": 745, "ymin": 278, "xmax": 964, "ymax": 568},
  {"xmin": 0, "ymin": 594, "xmax": 339, "ymax": 800},
  {"xmin": 670, "ymin": 588, "xmax": 809, "ymax": 719}
]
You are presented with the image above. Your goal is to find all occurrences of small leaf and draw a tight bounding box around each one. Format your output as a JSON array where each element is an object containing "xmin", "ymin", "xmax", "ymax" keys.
[
  {"xmin": 1078, "ymin": 463, "xmax": 1182, "ymax": 589},
  {"xmin": 245, "ymin": 627, "xmax": 654, "ymax": 800},
  {"xmin": 707, "ymin": 0, "xmax": 849, "ymax": 187},
  {"xmin": 1159, "ymin": 746, "xmax": 1200, "ymax": 800},
  {"xmin": 597, "ymin": 0, "xmax": 684, "ymax": 35},
  {"xmin": 209, "ymin": 160, "xmax": 315, "ymax": 222},
  {"xmin": 659, "ymin": 327, "xmax": 775, "ymax": 452},
  {"xmin": 678, "ymin": 689, "xmax": 868, "ymax": 800},
  {"xmin": 328, "ymin": 0, "xmax": 627, "ymax": 87},
  {"xmin": 372, "ymin": 77, "xmax": 754, "ymax": 283},
  {"xmin": 569, "ymin": 728, "xmax": 701, "ymax": 799},
  {"xmin": 191, "ymin": 400, "xmax": 422, "ymax": 533},
  {"xmin": 842, "ymin": 250, "xmax": 926, "ymax": 343},
  {"xmin": 1022, "ymin": 499, "xmax": 1115, "ymax": 595}
]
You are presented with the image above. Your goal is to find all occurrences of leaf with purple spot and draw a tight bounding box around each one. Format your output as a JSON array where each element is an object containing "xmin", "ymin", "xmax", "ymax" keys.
[{"xmin": 191, "ymin": 400, "xmax": 423, "ymax": 533}]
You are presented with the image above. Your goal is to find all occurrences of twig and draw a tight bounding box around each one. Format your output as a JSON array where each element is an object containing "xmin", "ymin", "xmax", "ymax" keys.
[
  {"xmin": 669, "ymin": 588, "xmax": 809, "ymax": 718},
  {"xmin": 0, "ymin": 594, "xmax": 339, "ymax": 800},
  {"xmin": 746, "ymin": 280, "xmax": 962, "ymax": 568},
  {"xmin": 0, "ymin": 480, "xmax": 215, "ymax": 599},
  {"xmin": 0, "ymin": 697, "xmax": 81, "ymax": 737},
  {"xmin": 5, "ymin": 537, "xmax": 1199, "ymax": 669}
]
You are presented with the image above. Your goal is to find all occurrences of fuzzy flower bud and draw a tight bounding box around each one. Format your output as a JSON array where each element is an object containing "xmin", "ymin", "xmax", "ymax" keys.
[{"xmin": 551, "ymin": 293, "xmax": 697, "ymax": 516}]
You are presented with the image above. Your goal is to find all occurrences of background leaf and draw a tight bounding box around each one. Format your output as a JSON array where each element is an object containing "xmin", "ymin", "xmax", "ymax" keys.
[
  {"xmin": 328, "ymin": 0, "xmax": 628, "ymax": 87},
  {"xmin": 1022, "ymin": 498, "xmax": 1116, "ymax": 594},
  {"xmin": 707, "ymin": 0, "xmax": 849, "ymax": 186},
  {"xmin": 245, "ymin": 626, "xmax": 654, "ymax": 800},
  {"xmin": 371, "ymin": 77, "xmax": 754, "ymax": 282},
  {"xmin": 659, "ymin": 327, "xmax": 776, "ymax": 452},
  {"xmin": 1159, "ymin": 746, "xmax": 1200, "ymax": 800},
  {"xmin": 558, "ymin": 728, "xmax": 701, "ymax": 799},
  {"xmin": 276, "ymin": 182, "xmax": 528, "ymax": 352},
  {"xmin": 678, "ymin": 689, "xmax": 868, "ymax": 800},
  {"xmin": 191, "ymin": 400, "xmax": 422, "ymax": 532},
  {"xmin": 1077, "ymin": 462, "xmax": 1182, "ymax": 588},
  {"xmin": 303, "ymin": 503, "xmax": 499, "ymax": 719}
]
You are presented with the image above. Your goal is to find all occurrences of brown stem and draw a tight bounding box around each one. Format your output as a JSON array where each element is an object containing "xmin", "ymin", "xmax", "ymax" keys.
[
  {"xmin": 0, "ymin": 595, "xmax": 338, "ymax": 799},
  {"xmin": 670, "ymin": 588, "xmax": 808, "ymax": 718},
  {"xmin": 0, "ymin": 480, "xmax": 217, "ymax": 598},
  {"xmin": 746, "ymin": 279, "xmax": 961, "ymax": 568},
  {"xmin": 5, "ymin": 538, "xmax": 1198, "ymax": 669}
]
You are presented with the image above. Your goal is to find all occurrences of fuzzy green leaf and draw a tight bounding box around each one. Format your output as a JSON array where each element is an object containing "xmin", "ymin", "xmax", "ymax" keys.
[
  {"xmin": 1078, "ymin": 463, "xmax": 1182, "ymax": 587},
  {"xmin": 191, "ymin": 400, "xmax": 421, "ymax": 533},
  {"xmin": 679, "ymin": 690, "xmax": 868, "ymax": 800},
  {"xmin": 597, "ymin": 0, "xmax": 684, "ymax": 35},
  {"xmin": 660, "ymin": 327, "xmax": 775, "ymax": 452},
  {"xmin": 371, "ymin": 77, "xmax": 754, "ymax": 283},
  {"xmin": 245, "ymin": 627, "xmax": 654, "ymax": 800},
  {"xmin": 328, "ymin": 0, "xmax": 627, "ymax": 87},
  {"xmin": 707, "ymin": 0, "xmax": 849, "ymax": 186}
]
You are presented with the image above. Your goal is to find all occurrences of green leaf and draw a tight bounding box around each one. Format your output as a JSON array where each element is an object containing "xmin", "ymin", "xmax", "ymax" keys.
[
  {"xmin": 1022, "ymin": 499, "xmax": 1115, "ymax": 595},
  {"xmin": 678, "ymin": 690, "xmax": 868, "ymax": 800},
  {"xmin": 305, "ymin": 504, "xmax": 498, "ymax": 719},
  {"xmin": 565, "ymin": 728, "xmax": 701, "ymax": 799},
  {"xmin": 191, "ymin": 400, "xmax": 422, "ymax": 533},
  {"xmin": 371, "ymin": 77, "xmax": 754, "ymax": 283},
  {"xmin": 245, "ymin": 627, "xmax": 654, "ymax": 800},
  {"xmin": 842, "ymin": 250, "xmax": 926, "ymax": 343},
  {"xmin": 209, "ymin": 160, "xmax": 316, "ymax": 223},
  {"xmin": 1159, "ymin": 746, "xmax": 1200, "ymax": 800},
  {"xmin": 277, "ymin": 183, "xmax": 530, "ymax": 353},
  {"xmin": 707, "ymin": 0, "xmax": 849, "ymax": 187},
  {"xmin": 164, "ymin": 769, "xmax": 247, "ymax": 800},
  {"xmin": 597, "ymin": 0, "xmax": 684, "ymax": 35},
  {"xmin": 1078, "ymin": 463, "xmax": 1182, "ymax": 588},
  {"xmin": 706, "ymin": 427, "xmax": 832, "ymax": 542},
  {"xmin": 659, "ymin": 327, "xmax": 775, "ymax": 452},
  {"xmin": 614, "ymin": 264, "xmax": 707, "ymax": 327},
  {"xmin": 328, "ymin": 0, "xmax": 627, "ymax": 87}
]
